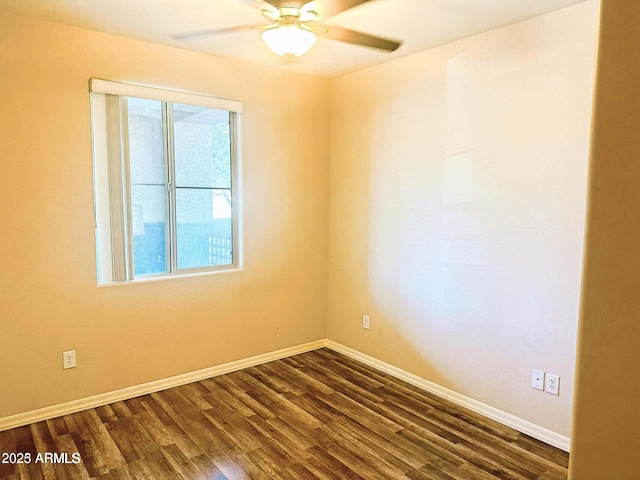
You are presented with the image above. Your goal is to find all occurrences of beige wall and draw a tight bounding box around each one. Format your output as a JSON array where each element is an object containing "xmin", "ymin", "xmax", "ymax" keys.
[
  {"xmin": 327, "ymin": 1, "xmax": 598, "ymax": 437},
  {"xmin": 0, "ymin": 12, "xmax": 329, "ymax": 418},
  {"xmin": 570, "ymin": 0, "xmax": 640, "ymax": 477}
]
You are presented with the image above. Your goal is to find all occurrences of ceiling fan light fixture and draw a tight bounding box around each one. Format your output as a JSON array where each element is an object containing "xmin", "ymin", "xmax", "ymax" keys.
[{"xmin": 261, "ymin": 25, "xmax": 317, "ymax": 57}]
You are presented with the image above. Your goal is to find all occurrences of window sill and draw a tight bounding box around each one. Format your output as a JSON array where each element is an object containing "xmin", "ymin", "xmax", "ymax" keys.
[{"xmin": 96, "ymin": 266, "xmax": 243, "ymax": 287}]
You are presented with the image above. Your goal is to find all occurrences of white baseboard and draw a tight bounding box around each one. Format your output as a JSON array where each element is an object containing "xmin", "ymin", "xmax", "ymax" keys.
[
  {"xmin": 0, "ymin": 338, "xmax": 570, "ymax": 452},
  {"xmin": 0, "ymin": 339, "xmax": 325, "ymax": 432},
  {"xmin": 325, "ymin": 340, "xmax": 570, "ymax": 452}
]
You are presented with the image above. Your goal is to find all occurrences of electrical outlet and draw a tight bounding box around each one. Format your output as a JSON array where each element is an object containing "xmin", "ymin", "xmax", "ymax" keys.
[
  {"xmin": 545, "ymin": 373, "xmax": 560, "ymax": 395},
  {"xmin": 362, "ymin": 314, "xmax": 370, "ymax": 330},
  {"xmin": 531, "ymin": 369, "xmax": 544, "ymax": 391},
  {"xmin": 63, "ymin": 350, "xmax": 76, "ymax": 369}
]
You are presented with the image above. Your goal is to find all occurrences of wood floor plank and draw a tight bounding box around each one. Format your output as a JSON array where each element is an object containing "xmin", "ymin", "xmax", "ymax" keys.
[
  {"xmin": 51, "ymin": 434, "xmax": 90, "ymax": 480},
  {"xmin": 327, "ymin": 417, "xmax": 422, "ymax": 471},
  {"xmin": 280, "ymin": 391, "xmax": 340, "ymax": 425},
  {"xmin": 259, "ymin": 362, "xmax": 313, "ymax": 396},
  {"xmin": 284, "ymin": 462, "xmax": 320, "ymax": 480},
  {"xmin": 230, "ymin": 451, "xmax": 273, "ymax": 480},
  {"xmin": 198, "ymin": 389, "xmax": 254, "ymax": 419},
  {"xmin": 315, "ymin": 439, "xmax": 393, "ymax": 480},
  {"xmin": 210, "ymin": 455, "xmax": 249, "ymax": 480},
  {"xmin": 133, "ymin": 412, "xmax": 173, "ymax": 449},
  {"xmin": 305, "ymin": 445, "xmax": 365, "ymax": 480},
  {"xmin": 93, "ymin": 407, "xmax": 118, "ymax": 426},
  {"xmin": 178, "ymin": 416, "xmax": 240, "ymax": 459},
  {"xmin": 317, "ymin": 391, "xmax": 404, "ymax": 435},
  {"xmin": 317, "ymin": 422, "xmax": 408, "ymax": 480},
  {"xmin": 512, "ymin": 435, "xmax": 569, "ymax": 468},
  {"xmin": 70, "ymin": 411, "xmax": 126, "ymax": 471},
  {"xmin": 158, "ymin": 444, "xmax": 204, "ymax": 480},
  {"xmin": 137, "ymin": 398, "xmax": 174, "ymax": 429},
  {"xmin": 68, "ymin": 429, "xmax": 109, "ymax": 478},
  {"xmin": 264, "ymin": 416, "xmax": 318, "ymax": 451},
  {"xmin": 453, "ymin": 442, "xmax": 532, "ymax": 480},
  {"xmin": 203, "ymin": 376, "xmax": 275, "ymax": 420},
  {"xmin": 293, "ymin": 457, "xmax": 338, "ymax": 480},
  {"xmin": 188, "ymin": 454, "xmax": 228, "ymax": 480},
  {"xmin": 340, "ymin": 415, "xmax": 438, "ymax": 468},
  {"xmin": 296, "ymin": 357, "xmax": 385, "ymax": 404},
  {"xmin": 29, "ymin": 422, "xmax": 57, "ymax": 479},
  {"xmin": 201, "ymin": 409, "xmax": 264, "ymax": 453},
  {"xmin": 275, "ymin": 360, "xmax": 336, "ymax": 397},
  {"xmin": 0, "ymin": 430, "xmax": 18, "ymax": 478},
  {"xmin": 0, "ymin": 349, "xmax": 569, "ymax": 479},
  {"xmin": 245, "ymin": 415, "xmax": 311, "ymax": 462},
  {"xmin": 395, "ymin": 427, "xmax": 468, "ymax": 468},
  {"xmin": 161, "ymin": 424, "xmax": 202, "ymax": 460}
]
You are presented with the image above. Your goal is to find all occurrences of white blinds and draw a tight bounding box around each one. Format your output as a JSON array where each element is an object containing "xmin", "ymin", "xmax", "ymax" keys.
[{"xmin": 92, "ymin": 93, "xmax": 131, "ymax": 282}]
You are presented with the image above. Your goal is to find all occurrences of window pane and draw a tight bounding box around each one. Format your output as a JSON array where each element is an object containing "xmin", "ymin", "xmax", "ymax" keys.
[
  {"xmin": 176, "ymin": 188, "xmax": 232, "ymax": 269},
  {"xmin": 174, "ymin": 103, "xmax": 231, "ymax": 189},
  {"xmin": 131, "ymin": 185, "xmax": 167, "ymax": 276},
  {"xmin": 127, "ymin": 97, "xmax": 164, "ymax": 185},
  {"xmin": 128, "ymin": 97, "xmax": 167, "ymax": 277}
]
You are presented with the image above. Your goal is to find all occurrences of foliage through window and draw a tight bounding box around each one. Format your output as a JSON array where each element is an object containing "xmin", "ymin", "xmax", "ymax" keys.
[{"xmin": 91, "ymin": 80, "xmax": 241, "ymax": 283}]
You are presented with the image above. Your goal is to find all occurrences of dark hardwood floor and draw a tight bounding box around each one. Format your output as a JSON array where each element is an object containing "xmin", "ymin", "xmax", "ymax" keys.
[{"xmin": 0, "ymin": 348, "xmax": 568, "ymax": 479}]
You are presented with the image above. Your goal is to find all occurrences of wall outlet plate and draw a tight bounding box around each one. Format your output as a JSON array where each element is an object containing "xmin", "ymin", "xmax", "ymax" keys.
[
  {"xmin": 63, "ymin": 350, "xmax": 76, "ymax": 369},
  {"xmin": 545, "ymin": 373, "xmax": 560, "ymax": 395},
  {"xmin": 531, "ymin": 369, "xmax": 544, "ymax": 391},
  {"xmin": 362, "ymin": 315, "xmax": 370, "ymax": 330}
]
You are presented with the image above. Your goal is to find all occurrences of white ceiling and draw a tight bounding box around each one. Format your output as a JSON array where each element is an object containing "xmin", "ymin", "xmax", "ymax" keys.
[{"xmin": 0, "ymin": 0, "xmax": 586, "ymax": 77}]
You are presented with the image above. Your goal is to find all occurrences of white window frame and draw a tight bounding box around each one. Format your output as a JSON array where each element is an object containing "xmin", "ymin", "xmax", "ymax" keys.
[{"xmin": 90, "ymin": 79, "xmax": 242, "ymax": 283}]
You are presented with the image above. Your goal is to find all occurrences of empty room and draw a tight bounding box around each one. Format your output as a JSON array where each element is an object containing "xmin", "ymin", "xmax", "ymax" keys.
[{"xmin": 1, "ymin": 0, "xmax": 639, "ymax": 478}]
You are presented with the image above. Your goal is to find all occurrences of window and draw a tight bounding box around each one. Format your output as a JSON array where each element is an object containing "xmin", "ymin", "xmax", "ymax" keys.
[{"xmin": 90, "ymin": 79, "xmax": 241, "ymax": 283}]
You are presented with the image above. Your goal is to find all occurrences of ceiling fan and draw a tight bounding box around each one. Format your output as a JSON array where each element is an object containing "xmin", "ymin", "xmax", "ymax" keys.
[{"xmin": 170, "ymin": 0, "xmax": 402, "ymax": 58}]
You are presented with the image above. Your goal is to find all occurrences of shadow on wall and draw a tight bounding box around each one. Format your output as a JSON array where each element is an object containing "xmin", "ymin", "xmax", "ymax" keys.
[{"xmin": 328, "ymin": 3, "xmax": 596, "ymax": 437}]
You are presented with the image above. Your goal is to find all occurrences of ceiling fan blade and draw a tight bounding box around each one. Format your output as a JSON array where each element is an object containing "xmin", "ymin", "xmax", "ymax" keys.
[
  {"xmin": 316, "ymin": 0, "xmax": 371, "ymax": 18},
  {"xmin": 323, "ymin": 26, "xmax": 402, "ymax": 52},
  {"xmin": 169, "ymin": 25, "xmax": 253, "ymax": 41}
]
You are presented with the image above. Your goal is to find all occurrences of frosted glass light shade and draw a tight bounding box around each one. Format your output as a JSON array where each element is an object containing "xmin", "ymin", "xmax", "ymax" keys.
[{"xmin": 261, "ymin": 26, "xmax": 317, "ymax": 57}]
